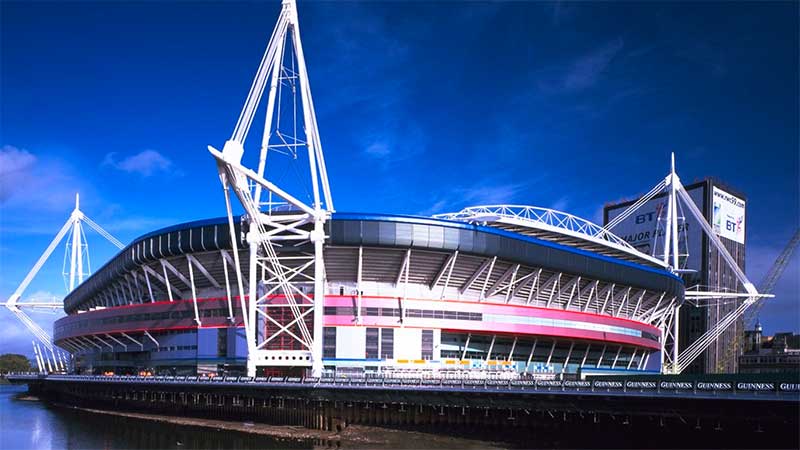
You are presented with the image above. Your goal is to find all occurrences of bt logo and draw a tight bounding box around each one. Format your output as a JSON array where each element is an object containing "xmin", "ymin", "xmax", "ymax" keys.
[
  {"xmin": 726, "ymin": 216, "xmax": 743, "ymax": 233},
  {"xmin": 634, "ymin": 202, "xmax": 665, "ymax": 224}
]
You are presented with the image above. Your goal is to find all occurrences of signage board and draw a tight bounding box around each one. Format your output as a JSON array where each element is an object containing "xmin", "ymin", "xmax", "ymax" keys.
[
  {"xmin": 606, "ymin": 185, "xmax": 705, "ymax": 273},
  {"xmin": 712, "ymin": 187, "xmax": 746, "ymax": 244}
]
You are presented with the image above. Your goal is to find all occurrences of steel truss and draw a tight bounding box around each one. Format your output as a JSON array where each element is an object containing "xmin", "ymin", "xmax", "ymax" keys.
[
  {"xmin": 208, "ymin": 0, "xmax": 333, "ymax": 377},
  {"xmin": 605, "ymin": 154, "xmax": 768, "ymax": 374},
  {"xmin": 434, "ymin": 205, "xmax": 667, "ymax": 268},
  {"xmin": 4, "ymin": 194, "xmax": 124, "ymax": 373}
]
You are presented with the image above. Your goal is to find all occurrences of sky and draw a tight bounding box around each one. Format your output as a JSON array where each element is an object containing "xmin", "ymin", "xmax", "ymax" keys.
[{"xmin": 1, "ymin": 1, "xmax": 797, "ymax": 356}]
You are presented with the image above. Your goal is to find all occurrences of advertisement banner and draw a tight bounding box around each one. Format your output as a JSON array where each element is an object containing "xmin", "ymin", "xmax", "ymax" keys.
[
  {"xmin": 712, "ymin": 187, "xmax": 746, "ymax": 244},
  {"xmin": 605, "ymin": 185, "xmax": 705, "ymax": 274}
]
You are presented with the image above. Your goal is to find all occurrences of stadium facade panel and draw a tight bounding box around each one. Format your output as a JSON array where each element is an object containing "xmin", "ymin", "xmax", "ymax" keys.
[{"xmin": 55, "ymin": 213, "xmax": 684, "ymax": 378}]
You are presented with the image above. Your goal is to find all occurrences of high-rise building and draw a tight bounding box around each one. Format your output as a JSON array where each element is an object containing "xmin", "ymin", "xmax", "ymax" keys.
[{"xmin": 604, "ymin": 178, "xmax": 747, "ymax": 373}]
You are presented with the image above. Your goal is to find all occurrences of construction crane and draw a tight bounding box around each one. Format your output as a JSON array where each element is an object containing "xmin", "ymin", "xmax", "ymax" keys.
[{"xmin": 716, "ymin": 228, "xmax": 800, "ymax": 372}]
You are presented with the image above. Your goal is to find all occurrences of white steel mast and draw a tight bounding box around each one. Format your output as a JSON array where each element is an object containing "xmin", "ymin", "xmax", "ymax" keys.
[
  {"xmin": 4, "ymin": 193, "xmax": 125, "ymax": 372},
  {"xmin": 209, "ymin": 0, "xmax": 333, "ymax": 377},
  {"xmin": 605, "ymin": 154, "xmax": 768, "ymax": 374}
]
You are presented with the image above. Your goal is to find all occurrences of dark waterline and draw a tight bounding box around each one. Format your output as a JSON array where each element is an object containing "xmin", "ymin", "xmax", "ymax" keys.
[{"xmin": 0, "ymin": 385, "xmax": 314, "ymax": 450}]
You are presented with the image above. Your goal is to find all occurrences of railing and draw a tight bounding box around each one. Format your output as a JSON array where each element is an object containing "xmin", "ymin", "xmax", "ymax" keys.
[{"xmin": 14, "ymin": 374, "xmax": 798, "ymax": 399}]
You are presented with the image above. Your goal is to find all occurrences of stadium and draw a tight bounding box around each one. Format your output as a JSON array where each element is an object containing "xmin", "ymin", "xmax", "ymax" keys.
[{"xmin": 54, "ymin": 207, "xmax": 684, "ymax": 378}]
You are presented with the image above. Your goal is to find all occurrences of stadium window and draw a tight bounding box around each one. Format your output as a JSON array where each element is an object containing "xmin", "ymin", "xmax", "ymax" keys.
[
  {"xmin": 365, "ymin": 328, "xmax": 379, "ymax": 359},
  {"xmin": 323, "ymin": 327, "xmax": 337, "ymax": 358},
  {"xmin": 421, "ymin": 330, "xmax": 433, "ymax": 360},
  {"xmin": 217, "ymin": 328, "xmax": 227, "ymax": 357},
  {"xmin": 380, "ymin": 328, "xmax": 394, "ymax": 359}
]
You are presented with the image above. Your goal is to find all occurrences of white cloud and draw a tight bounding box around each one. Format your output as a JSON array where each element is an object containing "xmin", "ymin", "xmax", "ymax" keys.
[
  {"xmin": 550, "ymin": 196, "xmax": 571, "ymax": 212},
  {"xmin": 537, "ymin": 38, "xmax": 625, "ymax": 94},
  {"xmin": 102, "ymin": 216, "xmax": 176, "ymax": 232},
  {"xmin": 459, "ymin": 182, "xmax": 528, "ymax": 205},
  {"xmin": 563, "ymin": 39, "xmax": 624, "ymax": 92},
  {"xmin": 104, "ymin": 149, "xmax": 175, "ymax": 177},
  {"xmin": 416, "ymin": 199, "xmax": 449, "ymax": 217},
  {"xmin": 0, "ymin": 145, "xmax": 37, "ymax": 202},
  {"xmin": 0, "ymin": 144, "xmax": 82, "ymax": 211},
  {"xmin": 416, "ymin": 181, "xmax": 529, "ymax": 217},
  {"xmin": 364, "ymin": 141, "xmax": 391, "ymax": 158}
]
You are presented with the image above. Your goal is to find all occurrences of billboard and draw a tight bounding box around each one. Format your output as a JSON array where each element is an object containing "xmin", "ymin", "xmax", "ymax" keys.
[
  {"xmin": 712, "ymin": 187, "xmax": 746, "ymax": 244},
  {"xmin": 605, "ymin": 185, "xmax": 705, "ymax": 275}
]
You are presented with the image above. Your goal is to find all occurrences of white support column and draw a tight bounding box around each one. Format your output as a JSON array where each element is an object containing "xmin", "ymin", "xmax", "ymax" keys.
[
  {"xmin": 627, "ymin": 349, "xmax": 637, "ymax": 370},
  {"xmin": 611, "ymin": 346, "xmax": 622, "ymax": 369},
  {"xmin": 460, "ymin": 258, "xmax": 492, "ymax": 294},
  {"xmin": 562, "ymin": 342, "xmax": 574, "ymax": 374},
  {"xmin": 631, "ymin": 290, "xmax": 647, "ymax": 320},
  {"xmin": 615, "ymin": 287, "xmax": 632, "ymax": 317},
  {"xmin": 160, "ymin": 262, "xmax": 174, "ymax": 302},
  {"xmin": 48, "ymin": 346, "xmax": 61, "ymax": 371},
  {"xmin": 221, "ymin": 250, "xmax": 235, "ymax": 320},
  {"xmin": 105, "ymin": 333, "xmax": 128, "ymax": 351},
  {"xmin": 564, "ymin": 276, "xmax": 581, "ymax": 310},
  {"xmin": 526, "ymin": 339, "xmax": 538, "ymax": 371},
  {"xmin": 440, "ymin": 251, "xmax": 459, "ymax": 300},
  {"xmin": 461, "ymin": 333, "xmax": 472, "ymax": 361},
  {"xmin": 93, "ymin": 335, "xmax": 114, "ymax": 351},
  {"xmin": 600, "ymin": 284, "xmax": 614, "ymax": 315},
  {"xmin": 524, "ymin": 269, "xmax": 543, "ymax": 305},
  {"xmin": 580, "ymin": 344, "xmax": 591, "ymax": 368},
  {"xmin": 356, "ymin": 246, "xmax": 363, "ymax": 323},
  {"xmin": 508, "ymin": 337, "xmax": 517, "ymax": 362},
  {"xmin": 186, "ymin": 256, "xmax": 202, "ymax": 325},
  {"xmin": 247, "ymin": 239, "xmax": 259, "ymax": 377},
  {"xmin": 504, "ymin": 264, "xmax": 520, "ymax": 303},
  {"xmin": 69, "ymin": 207, "xmax": 80, "ymax": 292},
  {"xmin": 546, "ymin": 273, "xmax": 563, "ymax": 308},
  {"xmin": 187, "ymin": 255, "xmax": 221, "ymax": 289},
  {"xmin": 596, "ymin": 345, "xmax": 607, "ymax": 368},
  {"xmin": 121, "ymin": 332, "xmax": 144, "ymax": 350},
  {"xmin": 479, "ymin": 257, "xmax": 496, "ymax": 300},
  {"xmin": 311, "ymin": 215, "xmax": 326, "ymax": 378},
  {"xmin": 143, "ymin": 330, "xmax": 159, "ymax": 348},
  {"xmin": 485, "ymin": 264, "xmax": 516, "ymax": 299},
  {"xmin": 672, "ymin": 304, "xmax": 680, "ymax": 369},
  {"xmin": 545, "ymin": 341, "xmax": 556, "ymax": 366},
  {"xmin": 80, "ymin": 336, "xmax": 102, "ymax": 350},
  {"xmin": 32, "ymin": 342, "xmax": 44, "ymax": 373},
  {"xmin": 485, "ymin": 334, "xmax": 496, "ymax": 361}
]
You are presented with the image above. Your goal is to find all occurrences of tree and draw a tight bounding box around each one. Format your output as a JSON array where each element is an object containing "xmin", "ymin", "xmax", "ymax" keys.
[{"xmin": 0, "ymin": 354, "xmax": 32, "ymax": 373}]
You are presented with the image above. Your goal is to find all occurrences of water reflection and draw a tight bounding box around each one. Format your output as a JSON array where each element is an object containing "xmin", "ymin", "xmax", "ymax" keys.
[{"xmin": 0, "ymin": 385, "xmax": 313, "ymax": 450}]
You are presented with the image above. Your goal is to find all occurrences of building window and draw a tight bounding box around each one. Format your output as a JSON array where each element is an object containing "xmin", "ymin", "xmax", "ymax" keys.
[
  {"xmin": 217, "ymin": 328, "xmax": 227, "ymax": 357},
  {"xmin": 380, "ymin": 328, "xmax": 394, "ymax": 359},
  {"xmin": 365, "ymin": 328, "xmax": 379, "ymax": 359},
  {"xmin": 323, "ymin": 327, "xmax": 337, "ymax": 358},
  {"xmin": 421, "ymin": 330, "xmax": 433, "ymax": 360}
]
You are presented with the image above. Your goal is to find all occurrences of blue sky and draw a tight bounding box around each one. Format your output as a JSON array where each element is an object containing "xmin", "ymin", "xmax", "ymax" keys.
[{"xmin": 1, "ymin": 1, "xmax": 797, "ymax": 356}]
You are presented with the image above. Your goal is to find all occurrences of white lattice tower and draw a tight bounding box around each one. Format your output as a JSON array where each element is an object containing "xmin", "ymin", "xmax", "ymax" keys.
[
  {"xmin": 209, "ymin": 0, "xmax": 333, "ymax": 377},
  {"xmin": 4, "ymin": 193, "xmax": 124, "ymax": 373}
]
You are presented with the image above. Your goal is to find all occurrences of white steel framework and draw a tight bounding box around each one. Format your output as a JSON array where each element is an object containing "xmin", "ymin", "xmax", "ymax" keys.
[
  {"xmin": 209, "ymin": 0, "xmax": 333, "ymax": 377},
  {"xmin": 435, "ymin": 206, "xmax": 667, "ymax": 268},
  {"xmin": 605, "ymin": 154, "xmax": 769, "ymax": 374},
  {"xmin": 4, "ymin": 194, "xmax": 124, "ymax": 373}
]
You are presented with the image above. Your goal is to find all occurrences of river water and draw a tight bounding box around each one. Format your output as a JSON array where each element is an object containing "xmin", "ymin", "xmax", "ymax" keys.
[{"xmin": 0, "ymin": 385, "xmax": 313, "ymax": 450}]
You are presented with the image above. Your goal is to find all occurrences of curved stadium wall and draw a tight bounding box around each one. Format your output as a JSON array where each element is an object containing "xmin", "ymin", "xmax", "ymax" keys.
[{"xmin": 54, "ymin": 213, "xmax": 684, "ymax": 378}]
